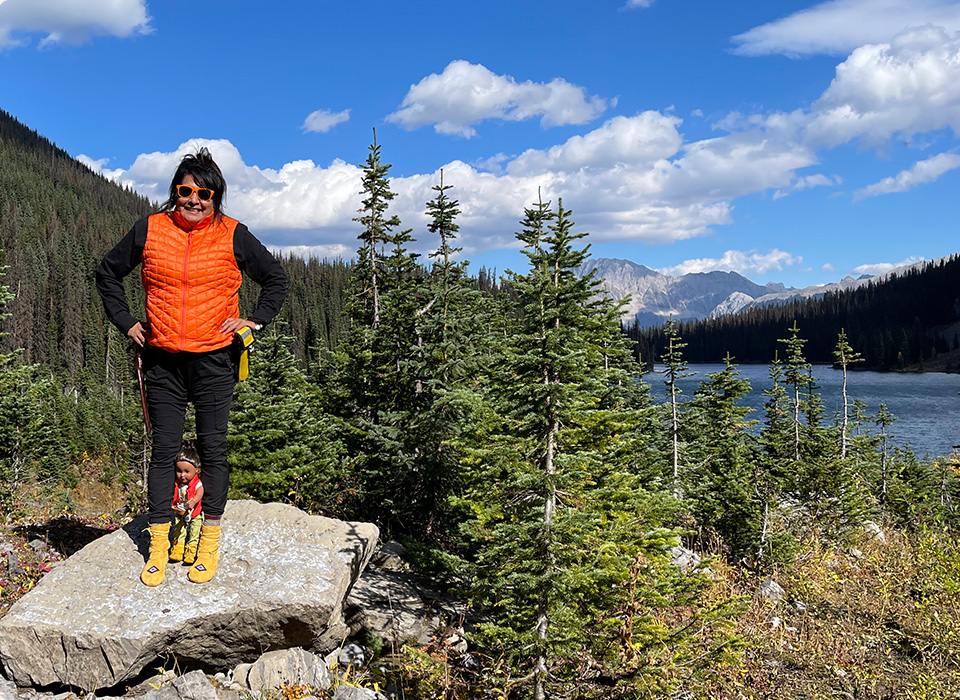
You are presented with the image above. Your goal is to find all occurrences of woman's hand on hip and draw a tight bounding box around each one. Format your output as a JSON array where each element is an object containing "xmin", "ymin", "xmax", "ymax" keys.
[
  {"xmin": 220, "ymin": 318, "xmax": 257, "ymax": 334},
  {"xmin": 127, "ymin": 322, "xmax": 146, "ymax": 347}
]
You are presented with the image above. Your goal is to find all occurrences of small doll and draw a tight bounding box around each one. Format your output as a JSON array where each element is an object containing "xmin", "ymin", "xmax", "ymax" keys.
[{"xmin": 169, "ymin": 439, "xmax": 204, "ymax": 565}]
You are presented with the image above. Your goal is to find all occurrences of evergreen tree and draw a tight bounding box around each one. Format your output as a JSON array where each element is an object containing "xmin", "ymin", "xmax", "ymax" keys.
[
  {"xmin": 833, "ymin": 329, "xmax": 864, "ymax": 459},
  {"xmin": 686, "ymin": 354, "xmax": 767, "ymax": 559},
  {"xmin": 228, "ymin": 330, "xmax": 343, "ymax": 511},
  {"xmin": 351, "ymin": 129, "xmax": 399, "ymax": 330},
  {"xmin": 459, "ymin": 198, "xmax": 724, "ymax": 698},
  {"xmin": 875, "ymin": 403, "xmax": 896, "ymax": 505},
  {"xmin": 661, "ymin": 318, "xmax": 692, "ymax": 496},
  {"xmin": 778, "ymin": 321, "xmax": 811, "ymax": 461}
]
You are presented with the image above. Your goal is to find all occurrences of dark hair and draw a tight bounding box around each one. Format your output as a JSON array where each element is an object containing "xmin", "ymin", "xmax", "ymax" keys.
[
  {"xmin": 159, "ymin": 147, "xmax": 226, "ymax": 217},
  {"xmin": 176, "ymin": 438, "xmax": 201, "ymax": 469}
]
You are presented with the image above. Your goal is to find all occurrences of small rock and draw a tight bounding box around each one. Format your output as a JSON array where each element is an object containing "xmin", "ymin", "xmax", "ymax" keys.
[
  {"xmin": 0, "ymin": 543, "xmax": 13, "ymax": 556},
  {"xmin": 371, "ymin": 542, "xmax": 407, "ymax": 571},
  {"xmin": 5, "ymin": 553, "xmax": 23, "ymax": 579},
  {"xmin": 441, "ymin": 629, "xmax": 468, "ymax": 654},
  {"xmin": 331, "ymin": 687, "xmax": 387, "ymax": 700},
  {"xmin": 834, "ymin": 667, "xmax": 847, "ymax": 678},
  {"xmin": 670, "ymin": 691, "xmax": 696, "ymax": 700},
  {"xmin": 670, "ymin": 545, "xmax": 701, "ymax": 573},
  {"xmin": 137, "ymin": 683, "xmax": 178, "ymax": 700},
  {"xmin": 214, "ymin": 689, "xmax": 240, "ymax": 700},
  {"xmin": 849, "ymin": 547, "xmax": 864, "ymax": 560},
  {"xmin": 338, "ymin": 644, "xmax": 368, "ymax": 668},
  {"xmin": 757, "ymin": 578, "xmax": 785, "ymax": 603},
  {"xmin": 0, "ymin": 678, "xmax": 16, "ymax": 700},
  {"xmin": 763, "ymin": 659, "xmax": 781, "ymax": 669},
  {"xmin": 243, "ymin": 648, "xmax": 329, "ymax": 691},
  {"xmin": 27, "ymin": 540, "xmax": 46, "ymax": 555},
  {"xmin": 862, "ymin": 520, "xmax": 886, "ymax": 544},
  {"xmin": 231, "ymin": 664, "xmax": 251, "ymax": 689},
  {"xmin": 170, "ymin": 671, "xmax": 218, "ymax": 700},
  {"xmin": 793, "ymin": 599, "xmax": 807, "ymax": 612},
  {"xmin": 770, "ymin": 616, "xmax": 781, "ymax": 628},
  {"xmin": 212, "ymin": 672, "xmax": 230, "ymax": 685}
]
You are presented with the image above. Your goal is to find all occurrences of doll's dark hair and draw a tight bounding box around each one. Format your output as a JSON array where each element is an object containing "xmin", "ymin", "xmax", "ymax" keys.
[{"xmin": 176, "ymin": 438, "xmax": 201, "ymax": 469}]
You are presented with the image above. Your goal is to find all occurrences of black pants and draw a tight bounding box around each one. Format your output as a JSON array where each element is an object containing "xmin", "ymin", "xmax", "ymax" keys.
[{"xmin": 143, "ymin": 345, "xmax": 236, "ymax": 524}]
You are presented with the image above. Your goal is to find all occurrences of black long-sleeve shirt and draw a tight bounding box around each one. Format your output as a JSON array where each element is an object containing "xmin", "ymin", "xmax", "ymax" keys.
[{"xmin": 95, "ymin": 215, "xmax": 289, "ymax": 337}]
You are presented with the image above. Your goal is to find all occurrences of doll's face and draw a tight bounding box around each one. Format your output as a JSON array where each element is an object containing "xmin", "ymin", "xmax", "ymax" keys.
[{"xmin": 175, "ymin": 460, "xmax": 198, "ymax": 485}]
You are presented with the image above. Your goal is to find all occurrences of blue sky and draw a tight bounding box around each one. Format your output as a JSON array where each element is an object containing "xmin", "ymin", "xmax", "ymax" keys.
[{"xmin": 2, "ymin": 0, "xmax": 960, "ymax": 288}]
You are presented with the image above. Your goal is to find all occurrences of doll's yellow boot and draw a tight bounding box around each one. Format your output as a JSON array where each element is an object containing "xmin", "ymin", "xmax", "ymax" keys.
[
  {"xmin": 188, "ymin": 523, "xmax": 220, "ymax": 583},
  {"xmin": 183, "ymin": 519, "xmax": 201, "ymax": 565},
  {"xmin": 141, "ymin": 523, "xmax": 171, "ymax": 587},
  {"xmin": 168, "ymin": 520, "xmax": 186, "ymax": 562}
]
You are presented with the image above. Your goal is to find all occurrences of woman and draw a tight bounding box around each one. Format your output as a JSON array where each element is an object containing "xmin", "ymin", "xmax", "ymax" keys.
[{"xmin": 96, "ymin": 148, "xmax": 289, "ymax": 586}]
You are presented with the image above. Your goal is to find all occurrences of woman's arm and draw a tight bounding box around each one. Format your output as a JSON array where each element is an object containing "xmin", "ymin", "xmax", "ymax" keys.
[
  {"xmin": 233, "ymin": 224, "xmax": 290, "ymax": 328},
  {"xmin": 95, "ymin": 218, "xmax": 149, "ymax": 340}
]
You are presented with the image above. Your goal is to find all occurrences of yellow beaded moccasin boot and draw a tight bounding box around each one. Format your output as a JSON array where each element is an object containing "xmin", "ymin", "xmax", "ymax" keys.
[
  {"xmin": 140, "ymin": 523, "xmax": 171, "ymax": 587},
  {"xmin": 188, "ymin": 523, "xmax": 221, "ymax": 583}
]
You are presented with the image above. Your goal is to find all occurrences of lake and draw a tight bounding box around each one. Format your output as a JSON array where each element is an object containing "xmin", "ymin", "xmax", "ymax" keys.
[{"xmin": 643, "ymin": 364, "xmax": 960, "ymax": 459}]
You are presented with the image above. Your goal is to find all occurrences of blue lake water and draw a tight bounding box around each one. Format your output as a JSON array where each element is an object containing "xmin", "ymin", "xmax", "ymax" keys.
[{"xmin": 643, "ymin": 364, "xmax": 960, "ymax": 459}]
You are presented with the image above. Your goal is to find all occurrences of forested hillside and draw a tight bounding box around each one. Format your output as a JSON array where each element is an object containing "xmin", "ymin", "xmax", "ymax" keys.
[
  {"xmin": 2, "ymin": 113, "xmax": 959, "ymax": 698},
  {"xmin": 629, "ymin": 255, "xmax": 960, "ymax": 370}
]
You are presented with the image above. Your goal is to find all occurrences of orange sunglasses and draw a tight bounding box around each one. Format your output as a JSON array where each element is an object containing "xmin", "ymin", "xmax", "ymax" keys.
[{"xmin": 175, "ymin": 184, "xmax": 215, "ymax": 201}]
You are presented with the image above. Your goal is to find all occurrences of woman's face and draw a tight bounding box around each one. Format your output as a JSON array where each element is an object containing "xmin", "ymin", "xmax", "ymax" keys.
[{"xmin": 174, "ymin": 174, "xmax": 214, "ymax": 225}]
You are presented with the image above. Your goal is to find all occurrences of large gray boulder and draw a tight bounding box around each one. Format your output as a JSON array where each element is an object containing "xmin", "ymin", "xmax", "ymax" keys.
[{"xmin": 0, "ymin": 501, "xmax": 378, "ymax": 691}]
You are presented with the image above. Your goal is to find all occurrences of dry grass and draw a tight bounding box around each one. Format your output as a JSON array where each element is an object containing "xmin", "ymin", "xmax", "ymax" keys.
[{"xmin": 694, "ymin": 529, "xmax": 960, "ymax": 699}]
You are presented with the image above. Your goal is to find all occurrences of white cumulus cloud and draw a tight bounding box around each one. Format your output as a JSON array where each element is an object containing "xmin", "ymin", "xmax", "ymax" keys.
[
  {"xmin": 302, "ymin": 108, "xmax": 351, "ymax": 133},
  {"xmin": 76, "ymin": 154, "xmax": 124, "ymax": 181},
  {"xmin": 852, "ymin": 256, "xmax": 926, "ymax": 275},
  {"xmin": 96, "ymin": 102, "xmax": 846, "ymax": 262},
  {"xmin": 0, "ymin": 0, "xmax": 150, "ymax": 48},
  {"xmin": 731, "ymin": 0, "xmax": 960, "ymax": 57},
  {"xmin": 624, "ymin": 0, "xmax": 655, "ymax": 8},
  {"xmin": 807, "ymin": 26, "xmax": 960, "ymax": 147},
  {"xmin": 853, "ymin": 151, "xmax": 960, "ymax": 199},
  {"xmin": 657, "ymin": 249, "xmax": 803, "ymax": 277},
  {"xmin": 386, "ymin": 60, "xmax": 609, "ymax": 138},
  {"xmin": 508, "ymin": 112, "xmax": 683, "ymax": 175}
]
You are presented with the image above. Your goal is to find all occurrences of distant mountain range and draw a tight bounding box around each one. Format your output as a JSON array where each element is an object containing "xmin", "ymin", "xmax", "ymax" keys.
[{"xmin": 579, "ymin": 257, "xmax": 939, "ymax": 327}]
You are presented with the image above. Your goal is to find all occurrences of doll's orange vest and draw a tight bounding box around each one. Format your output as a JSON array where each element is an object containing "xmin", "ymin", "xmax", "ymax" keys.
[{"xmin": 142, "ymin": 212, "xmax": 243, "ymax": 353}]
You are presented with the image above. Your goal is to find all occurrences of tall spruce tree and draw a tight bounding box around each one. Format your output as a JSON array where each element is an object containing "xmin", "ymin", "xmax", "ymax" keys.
[
  {"xmin": 778, "ymin": 321, "xmax": 811, "ymax": 461},
  {"xmin": 661, "ymin": 318, "xmax": 692, "ymax": 496},
  {"xmin": 687, "ymin": 354, "xmax": 764, "ymax": 559},
  {"xmin": 459, "ymin": 198, "xmax": 725, "ymax": 698},
  {"xmin": 833, "ymin": 329, "xmax": 864, "ymax": 459}
]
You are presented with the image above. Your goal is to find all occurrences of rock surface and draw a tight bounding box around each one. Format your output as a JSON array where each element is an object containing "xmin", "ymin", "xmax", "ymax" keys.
[
  {"xmin": 757, "ymin": 578, "xmax": 786, "ymax": 602},
  {"xmin": 234, "ymin": 648, "xmax": 329, "ymax": 691},
  {"xmin": 0, "ymin": 501, "xmax": 378, "ymax": 691},
  {"xmin": 345, "ymin": 569, "xmax": 441, "ymax": 646}
]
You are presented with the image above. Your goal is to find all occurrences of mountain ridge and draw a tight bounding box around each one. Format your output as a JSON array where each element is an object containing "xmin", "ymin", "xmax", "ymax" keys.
[{"xmin": 582, "ymin": 256, "xmax": 950, "ymax": 328}]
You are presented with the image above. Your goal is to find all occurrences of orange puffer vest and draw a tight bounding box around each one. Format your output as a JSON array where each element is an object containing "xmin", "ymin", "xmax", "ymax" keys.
[{"xmin": 142, "ymin": 211, "xmax": 242, "ymax": 353}]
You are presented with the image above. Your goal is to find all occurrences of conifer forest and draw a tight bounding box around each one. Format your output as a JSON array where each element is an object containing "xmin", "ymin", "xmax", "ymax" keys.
[{"xmin": 2, "ymin": 110, "xmax": 960, "ymax": 698}]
